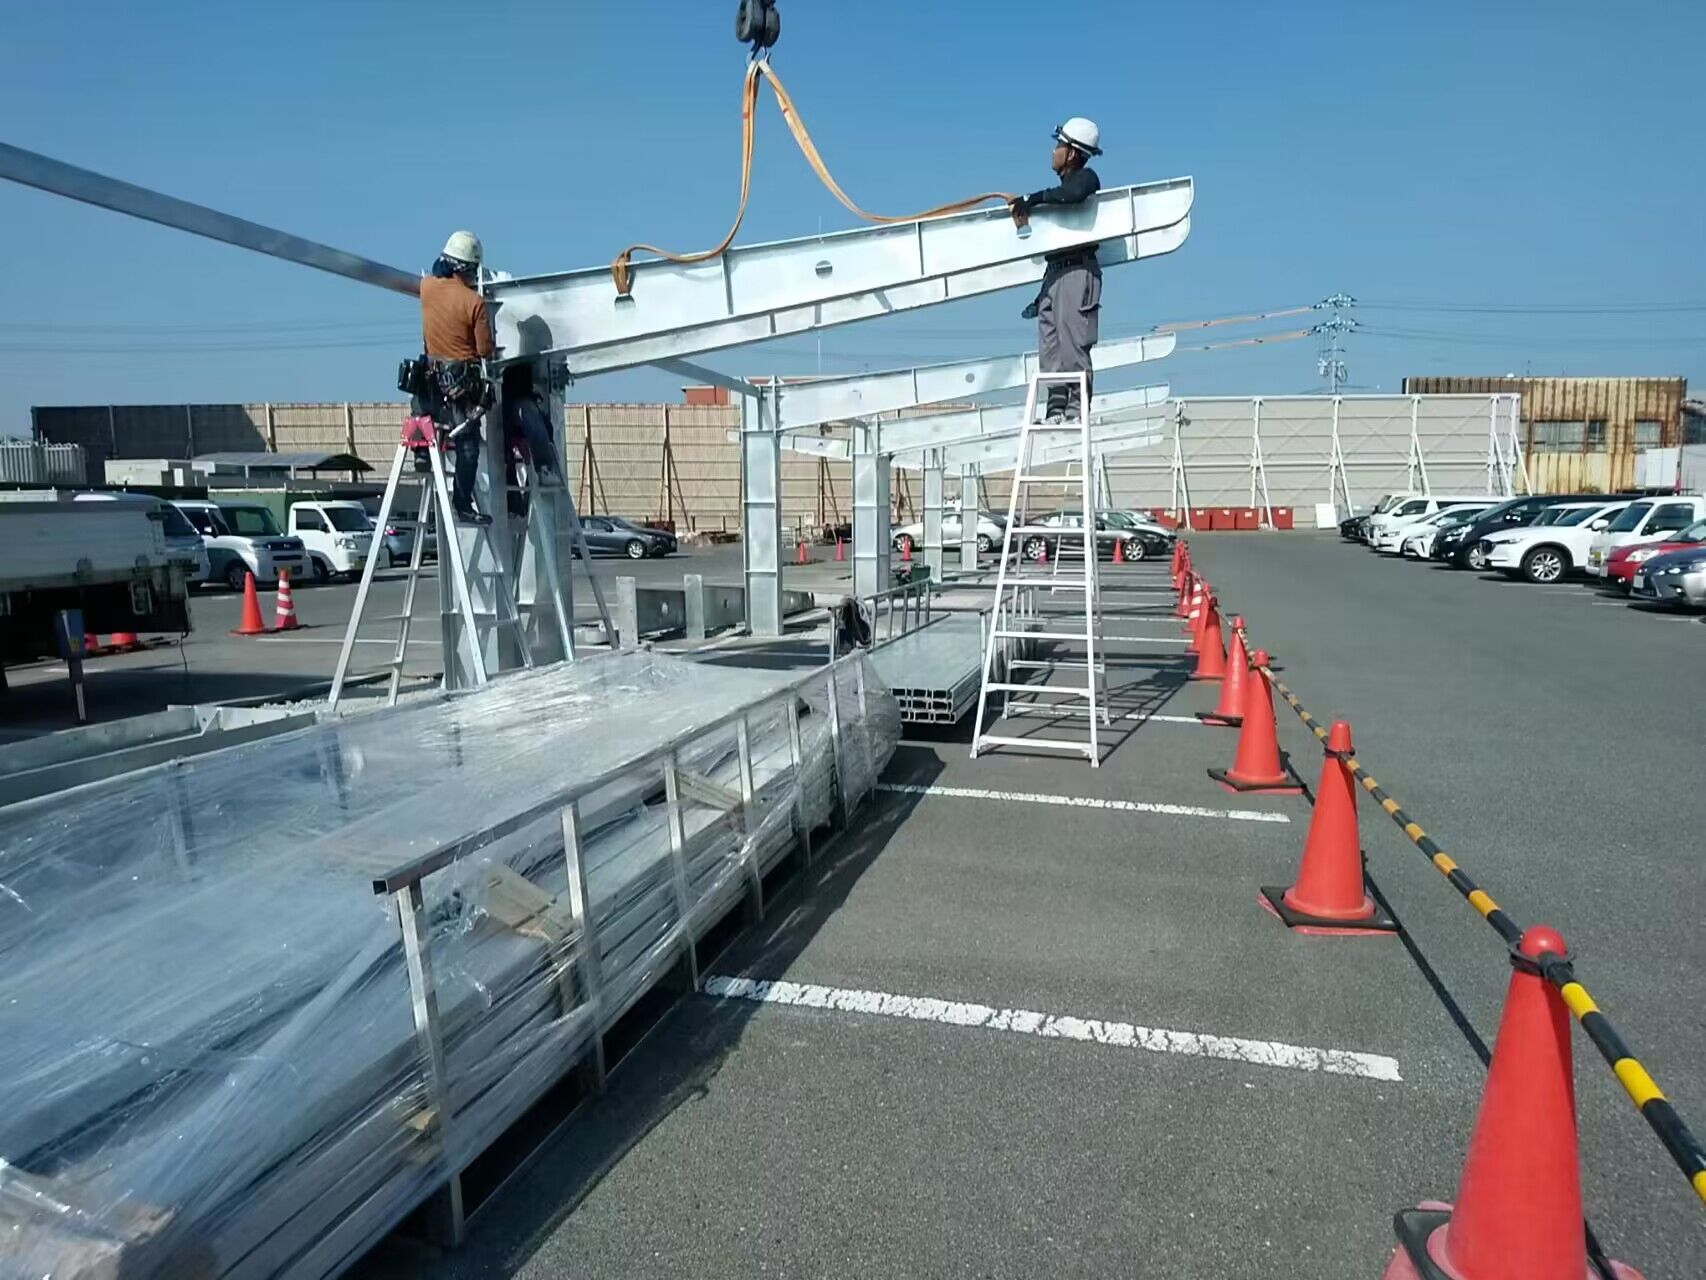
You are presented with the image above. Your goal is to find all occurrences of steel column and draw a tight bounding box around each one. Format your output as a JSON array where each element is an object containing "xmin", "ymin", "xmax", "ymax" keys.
[
  {"xmin": 742, "ymin": 381, "xmax": 784, "ymax": 635},
  {"xmin": 922, "ymin": 452, "xmax": 945, "ymax": 578},
  {"xmin": 852, "ymin": 420, "xmax": 891, "ymax": 599},
  {"xmin": 957, "ymin": 465, "xmax": 979, "ymax": 570}
]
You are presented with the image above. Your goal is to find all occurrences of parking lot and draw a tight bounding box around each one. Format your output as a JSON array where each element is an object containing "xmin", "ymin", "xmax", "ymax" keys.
[{"xmin": 348, "ymin": 532, "xmax": 1705, "ymax": 1279}]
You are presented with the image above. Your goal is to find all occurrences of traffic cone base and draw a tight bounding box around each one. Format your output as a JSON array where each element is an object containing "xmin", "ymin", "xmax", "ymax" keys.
[
  {"xmin": 1258, "ymin": 885, "xmax": 1395, "ymax": 935},
  {"xmin": 1380, "ymin": 1205, "xmax": 1644, "ymax": 1280},
  {"xmin": 1207, "ymin": 767, "xmax": 1302, "ymax": 796},
  {"xmin": 1195, "ymin": 710, "xmax": 1243, "ymax": 727}
]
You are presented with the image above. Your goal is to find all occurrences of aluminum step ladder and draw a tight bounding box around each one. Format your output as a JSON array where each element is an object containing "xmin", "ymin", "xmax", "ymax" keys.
[
  {"xmin": 328, "ymin": 416, "xmax": 531, "ymax": 710},
  {"xmin": 508, "ymin": 460, "xmax": 617, "ymax": 656},
  {"xmin": 970, "ymin": 372, "xmax": 1107, "ymax": 766}
]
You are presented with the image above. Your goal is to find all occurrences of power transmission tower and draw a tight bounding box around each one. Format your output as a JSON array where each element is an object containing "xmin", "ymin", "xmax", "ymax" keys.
[{"xmin": 1311, "ymin": 292, "xmax": 1357, "ymax": 393}]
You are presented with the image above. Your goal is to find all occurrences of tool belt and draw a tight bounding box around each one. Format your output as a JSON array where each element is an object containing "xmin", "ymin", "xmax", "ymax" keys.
[{"xmin": 398, "ymin": 354, "xmax": 492, "ymax": 424}]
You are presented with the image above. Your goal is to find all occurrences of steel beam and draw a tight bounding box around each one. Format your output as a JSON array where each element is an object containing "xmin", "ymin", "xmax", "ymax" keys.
[
  {"xmin": 0, "ymin": 143, "xmax": 419, "ymax": 297},
  {"xmin": 741, "ymin": 382, "xmax": 784, "ymax": 635},
  {"xmin": 877, "ymin": 383, "xmax": 1170, "ymax": 455},
  {"xmin": 771, "ymin": 332, "xmax": 1176, "ymax": 433},
  {"xmin": 913, "ymin": 416, "xmax": 1169, "ymax": 472},
  {"xmin": 487, "ymin": 180, "xmax": 1193, "ymax": 372},
  {"xmin": 958, "ymin": 465, "xmax": 980, "ymax": 568},
  {"xmin": 851, "ymin": 421, "xmax": 891, "ymax": 598}
]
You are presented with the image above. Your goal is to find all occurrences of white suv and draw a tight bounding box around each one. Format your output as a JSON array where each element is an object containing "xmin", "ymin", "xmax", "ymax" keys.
[
  {"xmin": 1482, "ymin": 500, "xmax": 1629, "ymax": 583},
  {"xmin": 1585, "ymin": 496, "xmax": 1706, "ymax": 578}
]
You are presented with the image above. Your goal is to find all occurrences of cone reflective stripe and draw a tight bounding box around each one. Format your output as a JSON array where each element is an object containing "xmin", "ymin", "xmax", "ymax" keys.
[
  {"xmin": 1380, "ymin": 927, "xmax": 1647, "ymax": 1280},
  {"xmin": 231, "ymin": 572, "xmax": 267, "ymax": 636},
  {"xmin": 1199, "ymin": 617, "xmax": 1249, "ymax": 725},
  {"xmin": 273, "ymin": 569, "xmax": 300, "ymax": 631},
  {"xmin": 1189, "ymin": 596, "xmax": 1227, "ymax": 680},
  {"xmin": 1207, "ymin": 649, "xmax": 1299, "ymax": 793},
  {"xmin": 1260, "ymin": 721, "xmax": 1394, "ymax": 934}
]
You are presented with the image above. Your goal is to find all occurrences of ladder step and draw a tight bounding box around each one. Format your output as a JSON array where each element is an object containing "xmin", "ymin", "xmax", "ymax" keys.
[
  {"xmin": 983, "ymin": 683, "xmax": 1094, "ymax": 697},
  {"xmin": 1008, "ymin": 525, "xmax": 1093, "ymax": 536},
  {"xmin": 973, "ymin": 734, "xmax": 1097, "ymax": 755},
  {"xmin": 992, "ymin": 628, "xmax": 1098, "ymax": 641}
]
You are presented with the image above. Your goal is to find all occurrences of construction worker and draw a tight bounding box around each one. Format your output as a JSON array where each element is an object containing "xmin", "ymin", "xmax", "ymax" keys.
[
  {"xmin": 1010, "ymin": 118, "xmax": 1103, "ymax": 423},
  {"xmin": 417, "ymin": 230, "xmax": 494, "ymax": 525}
]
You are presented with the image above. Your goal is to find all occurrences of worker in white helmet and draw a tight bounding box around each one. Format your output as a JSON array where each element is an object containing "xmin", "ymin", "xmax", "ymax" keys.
[
  {"xmin": 414, "ymin": 230, "xmax": 495, "ymax": 524},
  {"xmin": 1010, "ymin": 118, "xmax": 1103, "ymax": 423}
]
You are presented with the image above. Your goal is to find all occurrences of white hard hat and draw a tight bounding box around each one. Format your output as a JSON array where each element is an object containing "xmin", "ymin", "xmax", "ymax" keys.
[
  {"xmin": 441, "ymin": 230, "xmax": 483, "ymax": 267},
  {"xmin": 1054, "ymin": 117, "xmax": 1102, "ymax": 157}
]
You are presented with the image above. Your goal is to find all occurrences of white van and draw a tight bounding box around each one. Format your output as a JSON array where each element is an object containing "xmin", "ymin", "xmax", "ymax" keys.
[
  {"xmin": 74, "ymin": 492, "xmax": 211, "ymax": 585},
  {"xmin": 174, "ymin": 500, "xmax": 307, "ymax": 592},
  {"xmin": 287, "ymin": 500, "xmax": 375, "ymax": 581},
  {"xmin": 1584, "ymin": 495, "xmax": 1706, "ymax": 577}
]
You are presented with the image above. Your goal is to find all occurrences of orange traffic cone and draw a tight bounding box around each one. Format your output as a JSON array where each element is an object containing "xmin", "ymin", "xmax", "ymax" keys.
[
  {"xmin": 83, "ymin": 633, "xmax": 104, "ymax": 656},
  {"xmin": 273, "ymin": 568, "xmax": 301, "ymax": 631},
  {"xmin": 796, "ymin": 539, "xmax": 811, "ymax": 565},
  {"xmin": 231, "ymin": 572, "xmax": 268, "ymax": 636},
  {"xmin": 1169, "ymin": 540, "xmax": 1182, "ymax": 580},
  {"xmin": 1380, "ymin": 926, "xmax": 1647, "ymax": 1280},
  {"xmin": 108, "ymin": 630, "xmax": 141, "ymax": 652},
  {"xmin": 1189, "ymin": 596, "xmax": 1228, "ymax": 680},
  {"xmin": 1035, "ymin": 540, "xmax": 1048, "ymax": 565},
  {"xmin": 1259, "ymin": 721, "xmax": 1395, "ymax": 934},
  {"xmin": 835, "ymin": 536, "xmax": 845, "ymax": 562},
  {"xmin": 1174, "ymin": 568, "xmax": 1194, "ymax": 617},
  {"xmin": 1198, "ymin": 616, "xmax": 1250, "ymax": 725},
  {"xmin": 901, "ymin": 538, "xmax": 912, "ymax": 563},
  {"xmin": 1186, "ymin": 582, "xmax": 1210, "ymax": 648},
  {"xmin": 1207, "ymin": 650, "xmax": 1299, "ymax": 793},
  {"xmin": 1112, "ymin": 536, "xmax": 1126, "ymax": 565}
]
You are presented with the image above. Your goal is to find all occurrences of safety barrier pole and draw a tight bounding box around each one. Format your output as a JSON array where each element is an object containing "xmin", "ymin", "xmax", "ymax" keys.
[{"xmin": 1234, "ymin": 623, "xmax": 1706, "ymax": 1209}]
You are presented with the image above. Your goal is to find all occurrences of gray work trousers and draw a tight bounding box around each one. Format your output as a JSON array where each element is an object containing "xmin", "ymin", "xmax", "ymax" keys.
[{"xmin": 1036, "ymin": 261, "xmax": 1102, "ymax": 418}]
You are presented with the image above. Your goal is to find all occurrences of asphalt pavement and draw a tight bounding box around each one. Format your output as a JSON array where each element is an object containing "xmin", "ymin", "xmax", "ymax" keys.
[{"xmin": 348, "ymin": 536, "xmax": 1704, "ymax": 1279}]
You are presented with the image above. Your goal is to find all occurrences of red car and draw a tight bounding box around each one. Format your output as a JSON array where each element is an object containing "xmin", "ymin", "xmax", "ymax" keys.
[{"xmin": 1604, "ymin": 518, "xmax": 1706, "ymax": 589}]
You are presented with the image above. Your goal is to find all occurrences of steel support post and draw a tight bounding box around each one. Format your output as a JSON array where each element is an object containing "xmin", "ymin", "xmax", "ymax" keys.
[
  {"xmin": 922, "ymin": 451, "xmax": 945, "ymax": 578},
  {"xmin": 741, "ymin": 381, "xmax": 784, "ymax": 636},
  {"xmin": 517, "ymin": 359, "xmax": 572, "ymax": 664},
  {"xmin": 852, "ymin": 420, "xmax": 891, "ymax": 598},
  {"xmin": 958, "ymin": 465, "xmax": 979, "ymax": 570}
]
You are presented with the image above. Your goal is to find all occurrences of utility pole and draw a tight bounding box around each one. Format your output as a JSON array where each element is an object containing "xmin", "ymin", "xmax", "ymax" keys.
[{"xmin": 1311, "ymin": 292, "xmax": 1357, "ymax": 394}]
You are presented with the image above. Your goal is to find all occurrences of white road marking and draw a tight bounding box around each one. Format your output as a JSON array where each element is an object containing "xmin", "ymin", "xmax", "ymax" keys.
[
  {"xmin": 874, "ymin": 781, "xmax": 1289, "ymax": 823},
  {"xmin": 704, "ymin": 975, "xmax": 1402, "ymax": 1082}
]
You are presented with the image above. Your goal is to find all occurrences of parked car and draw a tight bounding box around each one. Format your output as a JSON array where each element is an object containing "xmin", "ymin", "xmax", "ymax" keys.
[
  {"xmin": 1603, "ymin": 517, "xmax": 1706, "ymax": 590},
  {"xmin": 1340, "ymin": 494, "xmax": 1411, "ymax": 542},
  {"xmin": 1480, "ymin": 501, "xmax": 1629, "ymax": 583},
  {"xmin": 1434, "ymin": 492, "xmax": 1612, "ymax": 568},
  {"xmin": 1363, "ymin": 493, "xmax": 1500, "ymax": 547},
  {"xmin": 173, "ymin": 499, "xmax": 307, "ymax": 590},
  {"xmin": 1396, "ymin": 505, "xmax": 1494, "ymax": 558},
  {"xmin": 1370, "ymin": 502, "xmax": 1490, "ymax": 553},
  {"xmin": 359, "ymin": 495, "xmax": 433, "ymax": 567},
  {"xmin": 1102, "ymin": 509, "xmax": 1177, "ymax": 543},
  {"xmin": 74, "ymin": 491, "xmax": 211, "ymax": 586},
  {"xmin": 892, "ymin": 510, "xmax": 1005, "ymax": 555},
  {"xmin": 1024, "ymin": 510, "xmax": 1169, "ymax": 562},
  {"xmin": 287, "ymin": 500, "xmax": 374, "ymax": 582},
  {"xmin": 1628, "ymin": 544, "xmax": 1706, "ymax": 609},
  {"xmin": 574, "ymin": 515, "xmax": 677, "ymax": 559},
  {"xmin": 1585, "ymin": 496, "xmax": 1706, "ymax": 580}
]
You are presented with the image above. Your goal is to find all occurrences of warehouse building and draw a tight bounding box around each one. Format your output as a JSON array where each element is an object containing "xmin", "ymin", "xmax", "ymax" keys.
[{"xmin": 1401, "ymin": 375, "xmax": 1687, "ymax": 493}]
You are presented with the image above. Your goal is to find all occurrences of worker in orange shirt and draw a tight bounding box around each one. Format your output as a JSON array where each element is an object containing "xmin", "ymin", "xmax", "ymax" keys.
[{"xmin": 414, "ymin": 230, "xmax": 495, "ymax": 525}]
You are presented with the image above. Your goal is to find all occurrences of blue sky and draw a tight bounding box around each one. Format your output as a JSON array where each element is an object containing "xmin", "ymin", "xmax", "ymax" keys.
[{"xmin": 3, "ymin": 0, "xmax": 1702, "ymax": 435}]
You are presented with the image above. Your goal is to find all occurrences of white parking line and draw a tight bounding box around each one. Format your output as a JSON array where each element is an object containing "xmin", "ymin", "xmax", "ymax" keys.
[
  {"xmin": 874, "ymin": 782, "xmax": 1289, "ymax": 823},
  {"xmin": 1119, "ymin": 712, "xmax": 1207, "ymax": 725},
  {"xmin": 703, "ymin": 975, "xmax": 1402, "ymax": 1082},
  {"xmin": 251, "ymin": 636, "xmax": 440, "ymax": 646}
]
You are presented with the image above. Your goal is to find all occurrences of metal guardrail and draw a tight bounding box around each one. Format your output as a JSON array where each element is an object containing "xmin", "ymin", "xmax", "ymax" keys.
[
  {"xmin": 1237, "ymin": 625, "xmax": 1706, "ymax": 1210},
  {"xmin": 368, "ymin": 653, "xmax": 881, "ymax": 1243}
]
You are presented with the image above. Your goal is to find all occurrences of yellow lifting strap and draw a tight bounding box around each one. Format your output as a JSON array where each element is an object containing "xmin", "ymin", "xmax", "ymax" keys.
[{"xmin": 610, "ymin": 61, "xmax": 1017, "ymax": 296}]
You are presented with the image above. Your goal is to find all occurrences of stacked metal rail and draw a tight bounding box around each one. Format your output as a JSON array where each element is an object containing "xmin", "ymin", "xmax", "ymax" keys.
[{"xmin": 0, "ymin": 651, "xmax": 898, "ymax": 1279}]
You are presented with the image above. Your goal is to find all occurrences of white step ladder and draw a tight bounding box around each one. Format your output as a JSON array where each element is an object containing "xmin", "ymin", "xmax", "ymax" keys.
[
  {"xmin": 970, "ymin": 373, "xmax": 1107, "ymax": 766},
  {"xmin": 329, "ymin": 417, "xmax": 566, "ymax": 711}
]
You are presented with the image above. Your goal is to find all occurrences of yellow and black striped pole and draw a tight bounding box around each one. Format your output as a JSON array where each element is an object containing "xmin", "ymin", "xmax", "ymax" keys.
[{"xmin": 1236, "ymin": 627, "xmax": 1706, "ymax": 1208}]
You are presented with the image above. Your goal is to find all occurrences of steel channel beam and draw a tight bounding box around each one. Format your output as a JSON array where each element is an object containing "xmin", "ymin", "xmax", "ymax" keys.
[
  {"xmin": 487, "ymin": 180, "xmax": 1193, "ymax": 372},
  {"xmin": 922, "ymin": 454, "xmax": 945, "ymax": 578},
  {"xmin": 741, "ymin": 382, "xmax": 784, "ymax": 635},
  {"xmin": 852, "ymin": 421, "xmax": 890, "ymax": 599}
]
